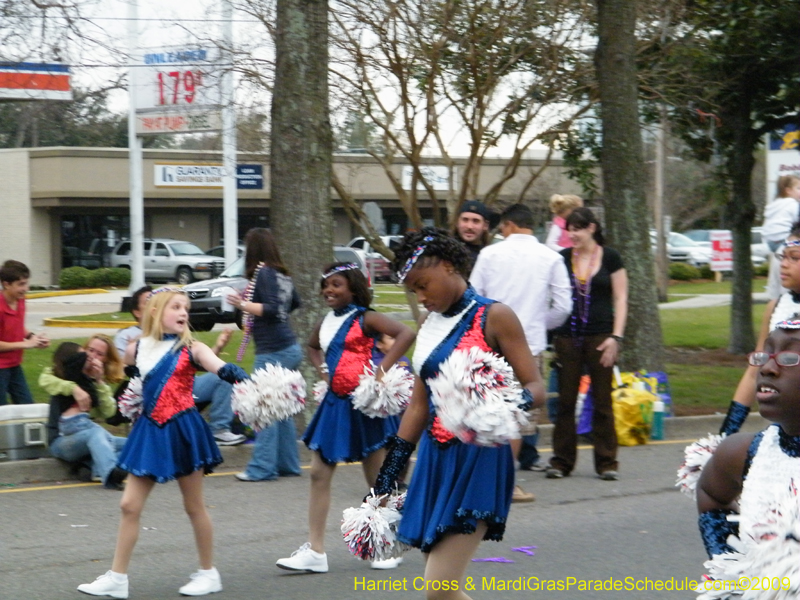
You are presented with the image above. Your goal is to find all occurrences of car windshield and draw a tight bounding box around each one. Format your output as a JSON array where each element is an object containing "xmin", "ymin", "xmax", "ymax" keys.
[
  {"xmin": 683, "ymin": 230, "xmax": 710, "ymax": 242},
  {"xmin": 220, "ymin": 257, "xmax": 244, "ymax": 277},
  {"xmin": 168, "ymin": 242, "xmax": 205, "ymax": 256},
  {"xmin": 668, "ymin": 232, "xmax": 699, "ymax": 247}
]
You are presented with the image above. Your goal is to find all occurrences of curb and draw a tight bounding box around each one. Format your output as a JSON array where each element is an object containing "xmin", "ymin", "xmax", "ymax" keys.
[
  {"xmin": 42, "ymin": 318, "xmax": 136, "ymax": 328},
  {"xmin": 0, "ymin": 414, "xmax": 768, "ymax": 487},
  {"xmin": 28, "ymin": 289, "xmax": 110, "ymax": 299}
]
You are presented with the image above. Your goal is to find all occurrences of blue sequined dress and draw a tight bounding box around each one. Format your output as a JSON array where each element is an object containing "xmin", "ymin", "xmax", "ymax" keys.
[
  {"xmin": 117, "ymin": 337, "xmax": 222, "ymax": 483},
  {"xmin": 398, "ymin": 287, "xmax": 514, "ymax": 552},
  {"xmin": 302, "ymin": 306, "xmax": 399, "ymax": 464}
]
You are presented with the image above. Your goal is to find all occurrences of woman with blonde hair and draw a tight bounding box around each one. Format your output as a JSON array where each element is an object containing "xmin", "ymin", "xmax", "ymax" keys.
[
  {"xmin": 40, "ymin": 333, "xmax": 128, "ymax": 490},
  {"xmin": 545, "ymin": 194, "xmax": 584, "ymax": 252}
]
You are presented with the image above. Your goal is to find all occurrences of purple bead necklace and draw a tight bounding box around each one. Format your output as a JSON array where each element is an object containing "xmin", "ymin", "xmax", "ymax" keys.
[{"xmin": 570, "ymin": 244, "xmax": 599, "ymax": 342}]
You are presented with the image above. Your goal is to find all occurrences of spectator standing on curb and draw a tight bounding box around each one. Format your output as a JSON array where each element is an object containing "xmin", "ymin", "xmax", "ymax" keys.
[
  {"xmin": 453, "ymin": 200, "xmax": 493, "ymax": 273},
  {"xmin": 0, "ymin": 260, "xmax": 50, "ymax": 405},
  {"xmin": 547, "ymin": 207, "xmax": 628, "ymax": 482},
  {"xmin": 544, "ymin": 194, "xmax": 584, "ymax": 252},
  {"xmin": 471, "ymin": 204, "xmax": 572, "ymax": 501},
  {"xmin": 762, "ymin": 174, "xmax": 800, "ymax": 299},
  {"xmin": 225, "ymin": 227, "xmax": 305, "ymax": 481},
  {"xmin": 114, "ymin": 285, "xmax": 245, "ymax": 446}
]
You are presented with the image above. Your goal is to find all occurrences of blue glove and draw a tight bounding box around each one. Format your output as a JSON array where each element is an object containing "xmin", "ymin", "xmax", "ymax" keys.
[
  {"xmin": 517, "ymin": 388, "xmax": 534, "ymax": 412},
  {"xmin": 719, "ymin": 401, "xmax": 750, "ymax": 435},
  {"xmin": 373, "ymin": 436, "xmax": 415, "ymax": 497},
  {"xmin": 698, "ymin": 509, "xmax": 739, "ymax": 558},
  {"xmin": 217, "ymin": 363, "xmax": 250, "ymax": 384}
]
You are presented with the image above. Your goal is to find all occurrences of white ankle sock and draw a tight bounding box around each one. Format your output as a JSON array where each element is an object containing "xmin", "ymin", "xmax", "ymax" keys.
[
  {"xmin": 109, "ymin": 571, "xmax": 128, "ymax": 583},
  {"xmin": 199, "ymin": 567, "xmax": 218, "ymax": 576}
]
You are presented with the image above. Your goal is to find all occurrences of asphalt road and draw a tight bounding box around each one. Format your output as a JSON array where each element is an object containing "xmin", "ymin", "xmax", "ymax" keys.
[{"xmin": 1, "ymin": 440, "xmax": 708, "ymax": 600}]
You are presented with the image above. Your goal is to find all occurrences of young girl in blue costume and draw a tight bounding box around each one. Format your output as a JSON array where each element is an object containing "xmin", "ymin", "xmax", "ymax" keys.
[
  {"xmin": 373, "ymin": 228, "xmax": 545, "ymax": 600},
  {"xmin": 78, "ymin": 289, "xmax": 249, "ymax": 599},
  {"xmin": 276, "ymin": 263, "xmax": 415, "ymax": 573},
  {"xmin": 694, "ymin": 319, "xmax": 800, "ymax": 598}
]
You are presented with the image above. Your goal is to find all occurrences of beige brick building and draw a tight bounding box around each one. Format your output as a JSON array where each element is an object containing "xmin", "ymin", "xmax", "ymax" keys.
[{"xmin": 0, "ymin": 147, "xmax": 582, "ymax": 285}]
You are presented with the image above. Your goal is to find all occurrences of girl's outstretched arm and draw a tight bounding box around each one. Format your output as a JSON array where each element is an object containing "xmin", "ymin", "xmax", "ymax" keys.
[
  {"xmin": 362, "ymin": 312, "xmax": 415, "ymax": 375},
  {"xmin": 191, "ymin": 341, "xmax": 226, "ymax": 375},
  {"xmin": 484, "ymin": 303, "xmax": 545, "ymax": 409}
]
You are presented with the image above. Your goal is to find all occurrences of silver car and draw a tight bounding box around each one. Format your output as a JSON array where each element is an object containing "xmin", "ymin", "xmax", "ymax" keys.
[{"xmin": 109, "ymin": 239, "xmax": 225, "ymax": 285}]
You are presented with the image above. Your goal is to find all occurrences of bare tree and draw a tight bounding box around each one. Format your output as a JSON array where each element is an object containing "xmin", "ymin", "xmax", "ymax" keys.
[{"xmin": 328, "ymin": 0, "xmax": 595, "ymax": 258}]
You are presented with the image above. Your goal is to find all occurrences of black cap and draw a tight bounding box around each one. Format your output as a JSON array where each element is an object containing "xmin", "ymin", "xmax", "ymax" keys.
[{"xmin": 459, "ymin": 200, "xmax": 490, "ymax": 221}]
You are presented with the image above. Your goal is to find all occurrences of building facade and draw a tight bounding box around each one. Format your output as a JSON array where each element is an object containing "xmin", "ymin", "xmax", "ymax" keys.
[{"xmin": 0, "ymin": 147, "xmax": 582, "ymax": 285}]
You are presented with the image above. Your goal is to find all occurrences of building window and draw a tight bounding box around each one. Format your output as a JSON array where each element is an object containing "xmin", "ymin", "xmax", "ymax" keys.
[{"xmin": 61, "ymin": 215, "xmax": 129, "ymax": 269}]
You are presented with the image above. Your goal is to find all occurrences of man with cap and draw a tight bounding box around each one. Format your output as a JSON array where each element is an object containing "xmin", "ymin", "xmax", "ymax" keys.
[{"xmin": 454, "ymin": 200, "xmax": 492, "ymax": 273}]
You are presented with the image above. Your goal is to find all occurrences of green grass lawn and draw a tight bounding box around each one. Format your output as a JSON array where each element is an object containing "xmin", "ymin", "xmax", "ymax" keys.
[
  {"xmin": 668, "ymin": 277, "xmax": 767, "ymax": 297},
  {"xmin": 661, "ymin": 304, "xmax": 766, "ymax": 348},
  {"xmin": 25, "ymin": 298, "xmax": 762, "ymax": 415},
  {"xmin": 665, "ymin": 363, "xmax": 742, "ymax": 414}
]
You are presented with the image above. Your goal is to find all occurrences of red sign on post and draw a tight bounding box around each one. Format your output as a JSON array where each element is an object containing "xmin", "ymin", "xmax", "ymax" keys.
[{"xmin": 710, "ymin": 230, "xmax": 733, "ymax": 272}]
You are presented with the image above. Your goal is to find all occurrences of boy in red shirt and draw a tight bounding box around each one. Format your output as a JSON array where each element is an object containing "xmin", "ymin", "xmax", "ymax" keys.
[{"xmin": 0, "ymin": 260, "xmax": 50, "ymax": 404}]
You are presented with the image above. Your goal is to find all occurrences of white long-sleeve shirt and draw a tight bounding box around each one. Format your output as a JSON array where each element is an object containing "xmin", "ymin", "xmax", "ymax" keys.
[{"xmin": 470, "ymin": 233, "xmax": 572, "ymax": 354}]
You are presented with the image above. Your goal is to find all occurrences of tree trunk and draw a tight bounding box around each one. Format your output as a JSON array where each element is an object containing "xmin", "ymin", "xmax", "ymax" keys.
[
  {"xmin": 271, "ymin": 0, "xmax": 333, "ymax": 370},
  {"xmin": 594, "ymin": 0, "xmax": 664, "ymax": 371},
  {"xmin": 724, "ymin": 101, "xmax": 757, "ymax": 354}
]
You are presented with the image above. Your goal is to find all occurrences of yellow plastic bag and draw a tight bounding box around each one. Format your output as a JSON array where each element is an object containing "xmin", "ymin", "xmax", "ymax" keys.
[
  {"xmin": 613, "ymin": 371, "xmax": 658, "ymax": 394},
  {"xmin": 612, "ymin": 388, "xmax": 655, "ymax": 446}
]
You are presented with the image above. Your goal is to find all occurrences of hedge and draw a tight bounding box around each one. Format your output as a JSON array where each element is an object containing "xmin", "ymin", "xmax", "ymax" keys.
[
  {"xmin": 669, "ymin": 262, "xmax": 701, "ymax": 281},
  {"xmin": 59, "ymin": 267, "xmax": 131, "ymax": 289}
]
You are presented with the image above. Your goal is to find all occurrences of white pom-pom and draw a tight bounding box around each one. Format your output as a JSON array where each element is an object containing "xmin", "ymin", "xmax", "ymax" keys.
[
  {"xmin": 427, "ymin": 347, "xmax": 528, "ymax": 446},
  {"xmin": 118, "ymin": 376, "xmax": 143, "ymax": 423},
  {"xmin": 341, "ymin": 492, "xmax": 409, "ymax": 561},
  {"xmin": 351, "ymin": 362, "xmax": 414, "ymax": 418},
  {"xmin": 312, "ymin": 380, "xmax": 328, "ymax": 405},
  {"xmin": 231, "ymin": 365, "xmax": 306, "ymax": 431},
  {"xmin": 696, "ymin": 495, "xmax": 800, "ymax": 600},
  {"xmin": 676, "ymin": 433, "xmax": 725, "ymax": 499}
]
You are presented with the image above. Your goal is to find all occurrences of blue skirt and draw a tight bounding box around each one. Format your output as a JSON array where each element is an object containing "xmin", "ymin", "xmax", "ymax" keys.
[
  {"xmin": 117, "ymin": 408, "xmax": 223, "ymax": 483},
  {"xmin": 302, "ymin": 391, "xmax": 398, "ymax": 464},
  {"xmin": 397, "ymin": 431, "xmax": 514, "ymax": 552}
]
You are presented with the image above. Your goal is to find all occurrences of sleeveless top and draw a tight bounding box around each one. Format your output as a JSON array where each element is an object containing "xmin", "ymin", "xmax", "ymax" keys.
[
  {"xmin": 413, "ymin": 286, "xmax": 495, "ymax": 446},
  {"xmin": 769, "ymin": 292, "xmax": 800, "ymax": 331},
  {"xmin": 739, "ymin": 425, "xmax": 800, "ymax": 544}
]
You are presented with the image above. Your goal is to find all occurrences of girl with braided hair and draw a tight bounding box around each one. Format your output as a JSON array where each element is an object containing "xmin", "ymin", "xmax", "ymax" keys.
[
  {"xmin": 373, "ymin": 227, "xmax": 545, "ymax": 599},
  {"xmin": 276, "ymin": 263, "xmax": 415, "ymax": 573}
]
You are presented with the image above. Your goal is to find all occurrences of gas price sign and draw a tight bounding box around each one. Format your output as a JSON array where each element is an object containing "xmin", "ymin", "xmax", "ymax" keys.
[{"xmin": 134, "ymin": 47, "xmax": 222, "ymax": 135}]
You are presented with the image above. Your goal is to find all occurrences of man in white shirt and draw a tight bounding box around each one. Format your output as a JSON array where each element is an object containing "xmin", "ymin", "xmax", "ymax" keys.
[{"xmin": 471, "ymin": 203, "xmax": 572, "ymax": 499}]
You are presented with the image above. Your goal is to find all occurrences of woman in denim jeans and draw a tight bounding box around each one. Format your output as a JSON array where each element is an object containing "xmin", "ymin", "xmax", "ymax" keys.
[
  {"xmin": 228, "ymin": 228, "xmax": 303, "ymax": 481},
  {"xmin": 42, "ymin": 336, "xmax": 127, "ymax": 489}
]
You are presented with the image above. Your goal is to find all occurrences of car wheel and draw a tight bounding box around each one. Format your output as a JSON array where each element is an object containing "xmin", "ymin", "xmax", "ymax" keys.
[
  {"xmin": 190, "ymin": 318, "xmax": 214, "ymax": 332},
  {"xmin": 235, "ymin": 309, "xmax": 244, "ymax": 330},
  {"xmin": 176, "ymin": 267, "xmax": 193, "ymax": 285}
]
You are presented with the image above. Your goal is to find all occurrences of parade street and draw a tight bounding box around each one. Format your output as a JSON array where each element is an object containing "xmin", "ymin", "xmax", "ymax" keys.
[{"xmin": 1, "ymin": 438, "xmax": 712, "ymax": 600}]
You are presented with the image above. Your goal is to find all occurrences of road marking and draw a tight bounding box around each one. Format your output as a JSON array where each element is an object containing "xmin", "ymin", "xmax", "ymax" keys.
[{"xmin": 1, "ymin": 439, "xmax": 699, "ymax": 494}]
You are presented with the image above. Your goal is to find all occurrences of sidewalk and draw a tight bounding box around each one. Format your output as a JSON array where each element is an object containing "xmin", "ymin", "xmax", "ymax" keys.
[{"xmin": 0, "ymin": 412, "xmax": 768, "ymax": 486}]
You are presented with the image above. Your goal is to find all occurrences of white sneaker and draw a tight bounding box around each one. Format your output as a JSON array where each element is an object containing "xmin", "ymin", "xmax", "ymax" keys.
[
  {"xmin": 371, "ymin": 556, "xmax": 403, "ymax": 570},
  {"xmin": 179, "ymin": 567, "xmax": 222, "ymax": 596},
  {"xmin": 276, "ymin": 542, "xmax": 329, "ymax": 573},
  {"xmin": 77, "ymin": 571, "xmax": 129, "ymax": 599},
  {"xmin": 213, "ymin": 431, "xmax": 246, "ymax": 446}
]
